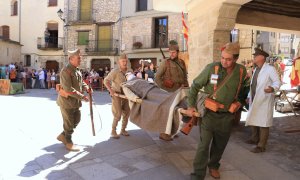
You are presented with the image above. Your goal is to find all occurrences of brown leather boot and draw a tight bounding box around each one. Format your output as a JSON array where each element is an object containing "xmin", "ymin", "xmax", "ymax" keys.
[
  {"xmin": 57, "ymin": 133, "xmax": 67, "ymax": 145},
  {"xmin": 209, "ymin": 168, "xmax": 220, "ymax": 179},
  {"xmin": 120, "ymin": 129, "xmax": 130, "ymax": 136},
  {"xmin": 159, "ymin": 133, "xmax": 173, "ymax": 141},
  {"xmin": 111, "ymin": 130, "xmax": 120, "ymax": 139},
  {"xmin": 250, "ymin": 146, "xmax": 265, "ymax": 153},
  {"xmin": 65, "ymin": 143, "xmax": 80, "ymax": 152}
]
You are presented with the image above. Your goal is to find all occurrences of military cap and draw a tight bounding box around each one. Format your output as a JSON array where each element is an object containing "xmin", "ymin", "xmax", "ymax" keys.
[
  {"xmin": 221, "ymin": 42, "xmax": 240, "ymax": 55},
  {"xmin": 169, "ymin": 44, "xmax": 179, "ymax": 51},
  {"xmin": 68, "ymin": 48, "xmax": 80, "ymax": 57},
  {"xmin": 252, "ymin": 48, "xmax": 269, "ymax": 57},
  {"xmin": 119, "ymin": 53, "xmax": 127, "ymax": 60}
]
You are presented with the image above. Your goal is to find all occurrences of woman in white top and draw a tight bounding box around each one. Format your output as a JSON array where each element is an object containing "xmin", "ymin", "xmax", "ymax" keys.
[{"xmin": 50, "ymin": 69, "xmax": 56, "ymax": 89}]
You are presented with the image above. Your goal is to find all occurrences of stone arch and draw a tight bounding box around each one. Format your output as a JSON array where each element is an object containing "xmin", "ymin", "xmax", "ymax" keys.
[{"xmin": 187, "ymin": 1, "xmax": 250, "ymax": 80}]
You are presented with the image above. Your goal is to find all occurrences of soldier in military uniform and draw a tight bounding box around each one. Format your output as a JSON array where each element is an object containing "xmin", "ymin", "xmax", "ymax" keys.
[
  {"xmin": 186, "ymin": 42, "xmax": 248, "ymax": 180},
  {"xmin": 56, "ymin": 49, "xmax": 90, "ymax": 151},
  {"xmin": 155, "ymin": 44, "xmax": 188, "ymax": 141},
  {"xmin": 104, "ymin": 53, "xmax": 132, "ymax": 139}
]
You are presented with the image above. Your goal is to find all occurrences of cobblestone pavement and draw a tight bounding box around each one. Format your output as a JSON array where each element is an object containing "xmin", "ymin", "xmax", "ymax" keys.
[{"xmin": 0, "ymin": 89, "xmax": 299, "ymax": 180}]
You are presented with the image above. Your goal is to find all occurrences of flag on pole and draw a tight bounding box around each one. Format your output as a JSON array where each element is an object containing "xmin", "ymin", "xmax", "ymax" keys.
[{"xmin": 182, "ymin": 12, "xmax": 188, "ymax": 49}]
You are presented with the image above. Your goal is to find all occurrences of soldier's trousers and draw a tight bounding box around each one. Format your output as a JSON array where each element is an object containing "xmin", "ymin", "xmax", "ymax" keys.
[
  {"xmin": 192, "ymin": 111, "xmax": 234, "ymax": 180},
  {"xmin": 250, "ymin": 126, "xmax": 269, "ymax": 148},
  {"xmin": 111, "ymin": 95, "xmax": 130, "ymax": 131},
  {"xmin": 60, "ymin": 107, "xmax": 81, "ymax": 143}
]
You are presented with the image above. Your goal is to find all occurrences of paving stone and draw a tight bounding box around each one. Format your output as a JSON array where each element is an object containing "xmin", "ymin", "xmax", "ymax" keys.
[
  {"xmin": 69, "ymin": 159, "xmax": 97, "ymax": 169},
  {"xmin": 74, "ymin": 162, "xmax": 127, "ymax": 180},
  {"xmin": 132, "ymin": 161, "xmax": 156, "ymax": 171},
  {"xmin": 179, "ymin": 150, "xmax": 196, "ymax": 161},
  {"xmin": 35, "ymin": 153, "xmax": 59, "ymax": 169},
  {"xmin": 46, "ymin": 168, "xmax": 82, "ymax": 180},
  {"xmin": 167, "ymin": 152, "xmax": 191, "ymax": 173},
  {"xmin": 118, "ymin": 164, "xmax": 189, "ymax": 180},
  {"xmin": 19, "ymin": 170, "xmax": 39, "ymax": 177},
  {"xmin": 103, "ymin": 154, "xmax": 136, "ymax": 167},
  {"xmin": 143, "ymin": 144, "xmax": 161, "ymax": 152},
  {"xmin": 120, "ymin": 148, "xmax": 148, "ymax": 158},
  {"xmin": 20, "ymin": 164, "xmax": 42, "ymax": 173}
]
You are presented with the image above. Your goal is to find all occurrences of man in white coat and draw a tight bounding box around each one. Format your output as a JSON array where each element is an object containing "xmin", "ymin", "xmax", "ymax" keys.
[{"xmin": 245, "ymin": 48, "xmax": 281, "ymax": 153}]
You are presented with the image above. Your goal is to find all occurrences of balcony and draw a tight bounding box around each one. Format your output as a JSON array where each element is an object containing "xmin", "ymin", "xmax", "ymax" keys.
[
  {"xmin": 37, "ymin": 37, "xmax": 63, "ymax": 50},
  {"xmin": 132, "ymin": 33, "xmax": 183, "ymax": 50},
  {"xmin": 85, "ymin": 39, "xmax": 119, "ymax": 56},
  {"xmin": 68, "ymin": 9, "xmax": 98, "ymax": 24}
]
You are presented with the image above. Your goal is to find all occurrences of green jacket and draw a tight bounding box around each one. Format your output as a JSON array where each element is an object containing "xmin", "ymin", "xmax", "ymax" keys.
[
  {"xmin": 188, "ymin": 62, "xmax": 248, "ymax": 112},
  {"xmin": 57, "ymin": 64, "xmax": 88, "ymax": 109}
]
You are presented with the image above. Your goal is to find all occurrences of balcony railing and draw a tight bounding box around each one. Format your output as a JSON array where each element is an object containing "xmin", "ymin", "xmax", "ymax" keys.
[
  {"xmin": 37, "ymin": 37, "xmax": 63, "ymax": 50},
  {"xmin": 68, "ymin": 9, "xmax": 98, "ymax": 23},
  {"xmin": 132, "ymin": 33, "xmax": 184, "ymax": 50},
  {"xmin": 85, "ymin": 39, "xmax": 119, "ymax": 56}
]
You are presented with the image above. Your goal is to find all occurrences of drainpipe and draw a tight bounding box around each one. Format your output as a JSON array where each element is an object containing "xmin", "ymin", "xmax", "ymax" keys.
[
  {"xmin": 19, "ymin": 0, "xmax": 21, "ymax": 43},
  {"xmin": 119, "ymin": 0, "xmax": 123, "ymax": 55}
]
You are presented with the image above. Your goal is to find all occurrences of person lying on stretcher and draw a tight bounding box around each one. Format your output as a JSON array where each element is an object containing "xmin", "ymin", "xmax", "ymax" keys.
[{"xmin": 119, "ymin": 72, "xmax": 199, "ymax": 139}]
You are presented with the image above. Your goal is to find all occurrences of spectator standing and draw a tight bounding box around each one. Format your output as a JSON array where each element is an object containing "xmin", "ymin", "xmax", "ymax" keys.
[
  {"xmin": 245, "ymin": 48, "xmax": 281, "ymax": 153},
  {"xmin": 38, "ymin": 69, "xmax": 45, "ymax": 89},
  {"xmin": 50, "ymin": 69, "xmax": 56, "ymax": 89}
]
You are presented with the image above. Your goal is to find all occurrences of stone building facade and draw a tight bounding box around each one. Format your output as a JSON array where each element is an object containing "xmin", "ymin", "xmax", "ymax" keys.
[
  {"xmin": 121, "ymin": 0, "xmax": 187, "ymax": 71},
  {"xmin": 65, "ymin": 0, "xmax": 121, "ymax": 71}
]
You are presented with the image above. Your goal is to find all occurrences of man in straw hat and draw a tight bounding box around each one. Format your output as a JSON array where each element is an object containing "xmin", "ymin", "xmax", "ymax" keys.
[
  {"xmin": 244, "ymin": 48, "xmax": 281, "ymax": 153},
  {"xmin": 186, "ymin": 42, "xmax": 248, "ymax": 179},
  {"xmin": 56, "ymin": 48, "xmax": 90, "ymax": 151},
  {"xmin": 104, "ymin": 53, "xmax": 132, "ymax": 139},
  {"xmin": 155, "ymin": 43, "xmax": 188, "ymax": 141}
]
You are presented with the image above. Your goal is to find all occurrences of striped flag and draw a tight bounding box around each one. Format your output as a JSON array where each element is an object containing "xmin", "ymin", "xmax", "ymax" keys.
[{"xmin": 182, "ymin": 12, "xmax": 188, "ymax": 48}]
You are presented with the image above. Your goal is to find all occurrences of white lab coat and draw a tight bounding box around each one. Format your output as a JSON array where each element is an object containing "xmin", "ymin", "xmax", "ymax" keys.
[{"xmin": 245, "ymin": 63, "xmax": 281, "ymax": 127}]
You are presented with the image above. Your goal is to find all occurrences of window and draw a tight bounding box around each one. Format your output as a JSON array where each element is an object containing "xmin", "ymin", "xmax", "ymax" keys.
[
  {"xmin": 154, "ymin": 17, "xmax": 168, "ymax": 48},
  {"xmin": 48, "ymin": 0, "xmax": 57, "ymax": 6},
  {"xmin": 25, "ymin": 55, "xmax": 31, "ymax": 66},
  {"xmin": 137, "ymin": 0, "xmax": 147, "ymax": 12},
  {"xmin": 1, "ymin": 25, "xmax": 10, "ymax": 40},
  {"xmin": 280, "ymin": 36, "xmax": 289, "ymax": 43},
  {"xmin": 11, "ymin": 1, "xmax": 18, "ymax": 16},
  {"xmin": 280, "ymin": 47, "xmax": 289, "ymax": 53},
  {"xmin": 78, "ymin": 31, "xmax": 89, "ymax": 45}
]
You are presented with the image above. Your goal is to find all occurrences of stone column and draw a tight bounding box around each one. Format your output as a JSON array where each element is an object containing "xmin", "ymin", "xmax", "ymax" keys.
[{"xmin": 187, "ymin": 1, "xmax": 241, "ymax": 81}]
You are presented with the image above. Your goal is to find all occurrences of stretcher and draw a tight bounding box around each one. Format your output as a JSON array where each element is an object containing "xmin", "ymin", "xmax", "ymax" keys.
[{"xmin": 113, "ymin": 79, "xmax": 203, "ymax": 136}]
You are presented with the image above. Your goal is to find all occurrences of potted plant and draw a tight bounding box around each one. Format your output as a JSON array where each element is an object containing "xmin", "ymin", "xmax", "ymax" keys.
[{"xmin": 133, "ymin": 41, "xmax": 143, "ymax": 49}]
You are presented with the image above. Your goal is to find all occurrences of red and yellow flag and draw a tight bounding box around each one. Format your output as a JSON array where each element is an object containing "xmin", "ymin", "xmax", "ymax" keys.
[{"xmin": 182, "ymin": 12, "xmax": 188, "ymax": 47}]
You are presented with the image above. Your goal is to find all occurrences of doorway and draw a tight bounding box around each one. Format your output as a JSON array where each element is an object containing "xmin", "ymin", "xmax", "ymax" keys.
[{"xmin": 46, "ymin": 61, "xmax": 59, "ymax": 72}]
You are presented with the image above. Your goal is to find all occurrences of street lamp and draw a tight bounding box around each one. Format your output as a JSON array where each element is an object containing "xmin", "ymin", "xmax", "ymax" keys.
[
  {"xmin": 57, "ymin": 9, "xmax": 68, "ymax": 63},
  {"xmin": 57, "ymin": 9, "xmax": 65, "ymax": 22}
]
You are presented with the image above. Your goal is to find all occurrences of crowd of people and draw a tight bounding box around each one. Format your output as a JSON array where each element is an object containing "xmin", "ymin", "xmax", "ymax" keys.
[{"xmin": 0, "ymin": 63, "xmax": 59, "ymax": 90}]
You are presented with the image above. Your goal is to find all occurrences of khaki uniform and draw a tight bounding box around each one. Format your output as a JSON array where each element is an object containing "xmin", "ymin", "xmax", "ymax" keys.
[
  {"xmin": 188, "ymin": 62, "xmax": 248, "ymax": 180},
  {"xmin": 155, "ymin": 57, "xmax": 188, "ymax": 92},
  {"xmin": 104, "ymin": 68, "xmax": 131, "ymax": 132},
  {"xmin": 57, "ymin": 64, "xmax": 88, "ymax": 143}
]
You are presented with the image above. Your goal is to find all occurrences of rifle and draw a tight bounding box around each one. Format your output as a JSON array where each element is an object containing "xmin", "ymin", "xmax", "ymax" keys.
[
  {"xmin": 179, "ymin": 109, "xmax": 200, "ymax": 135},
  {"xmin": 88, "ymin": 84, "xmax": 96, "ymax": 136},
  {"xmin": 160, "ymin": 46, "xmax": 166, "ymax": 59},
  {"xmin": 180, "ymin": 116, "xmax": 198, "ymax": 135}
]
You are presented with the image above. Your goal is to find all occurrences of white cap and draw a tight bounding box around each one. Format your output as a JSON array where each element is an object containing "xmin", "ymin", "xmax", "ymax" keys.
[{"xmin": 68, "ymin": 48, "xmax": 80, "ymax": 57}]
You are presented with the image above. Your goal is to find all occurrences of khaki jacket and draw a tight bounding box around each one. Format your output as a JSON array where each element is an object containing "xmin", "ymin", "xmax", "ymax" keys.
[
  {"xmin": 57, "ymin": 64, "xmax": 88, "ymax": 109},
  {"xmin": 155, "ymin": 57, "xmax": 188, "ymax": 92},
  {"xmin": 104, "ymin": 68, "xmax": 132, "ymax": 94}
]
